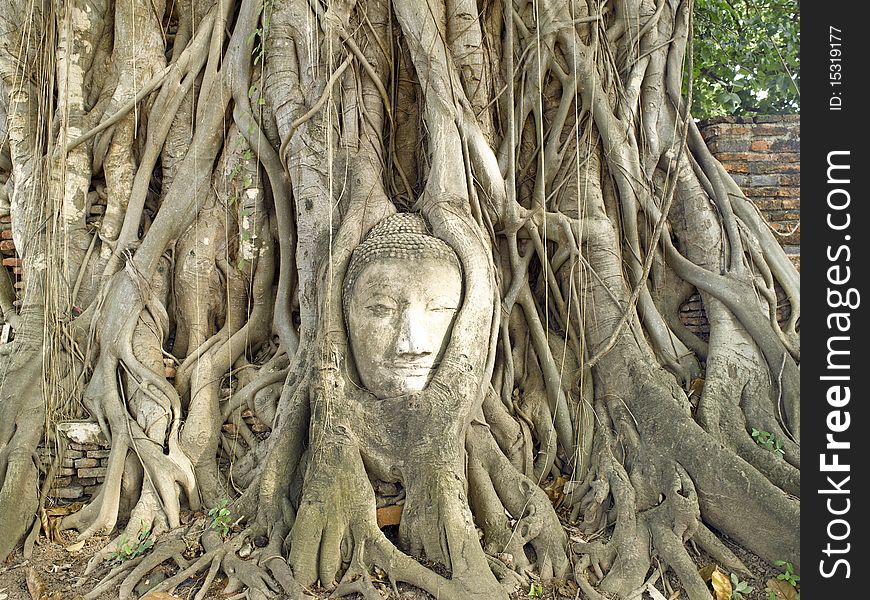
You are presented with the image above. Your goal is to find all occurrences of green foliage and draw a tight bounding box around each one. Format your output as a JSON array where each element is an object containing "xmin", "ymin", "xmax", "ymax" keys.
[
  {"xmin": 692, "ymin": 0, "xmax": 799, "ymax": 117},
  {"xmin": 730, "ymin": 573, "xmax": 754, "ymax": 600},
  {"xmin": 774, "ymin": 560, "xmax": 799, "ymax": 587},
  {"xmin": 110, "ymin": 521, "xmax": 154, "ymax": 565},
  {"xmin": 528, "ymin": 581, "xmax": 543, "ymax": 597},
  {"xmin": 208, "ymin": 499, "xmax": 233, "ymax": 537},
  {"xmin": 766, "ymin": 561, "xmax": 800, "ymax": 599},
  {"xmin": 751, "ymin": 428, "xmax": 785, "ymax": 458}
]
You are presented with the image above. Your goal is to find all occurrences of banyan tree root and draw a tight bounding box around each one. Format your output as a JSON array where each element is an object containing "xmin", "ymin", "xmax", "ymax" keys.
[{"xmin": 0, "ymin": 0, "xmax": 801, "ymax": 599}]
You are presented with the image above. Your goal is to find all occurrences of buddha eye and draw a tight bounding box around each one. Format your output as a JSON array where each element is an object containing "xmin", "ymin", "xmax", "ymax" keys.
[
  {"xmin": 428, "ymin": 305, "xmax": 457, "ymax": 313},
  {"xmin": 366, "ymin": 303, "xmax": 396, "ymax": 317},
  {"xmin": 427, "ymin": 296, "xmax": 458, "ymax": 313}
]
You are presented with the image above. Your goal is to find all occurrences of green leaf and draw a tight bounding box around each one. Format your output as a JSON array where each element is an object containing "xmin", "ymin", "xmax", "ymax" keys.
[{"xmin": 692, "ymin": 0, "xmax": 799, "ymax": 117}]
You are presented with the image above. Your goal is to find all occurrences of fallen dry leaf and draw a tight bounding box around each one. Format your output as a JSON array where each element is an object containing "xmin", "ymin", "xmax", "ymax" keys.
[
  {"xmin": 766, "ymin": 578, "xmax": 798, "ymax": 600},
  {"xmin": 557, "ymin": 579, "xmax": 578, "ymax": 597},
  {"xmin": 65, "ymin": 540, "xmax": 86, "ymax": 553},
  {"xmin": 25, "ymin": 567, "xmax": 46, "ymax": 600},
  {"xmin": 698, "ymin": 564, "xmax": 717, "ymax": 581},
  {"xmin": 711, "ymin": 569, "xmax": 732, "ymax": 600},
  {"xmin": 141, "ymin": 593, "xmax": 181, "ymax": 600},
  {"xmin": 40, "ymin": 504, "xmax": 82, "ymax": 545}
]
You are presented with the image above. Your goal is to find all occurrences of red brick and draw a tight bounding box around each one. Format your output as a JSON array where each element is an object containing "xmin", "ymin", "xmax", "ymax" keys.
[
  {"xmin": 750, "ymin": 140, "xmax": 770, "ymax": 152},
  {"xmin": 771, "ymin": 139, "xmax": 800, "ymax": 152},
  {"xmin": 0, "ymin": 230, "xmax": 13, "ymax": 240},
  {"xmin": 764, "ymin": 153, "xmax": 799, "ymax": 163},
  {"xmin": 707, "ymin": 139, "xmax": 750, "ymax": 153},
  {"xmin": 377, "ymin": 505, "xmax": 403, "ymax": 528},
  {"xmin": 0, "ymin": 240, "xmax": 15, "ymax": 251},
  {"xmin": 752, "ymin": 187, "xmax": 798, "ymax": 198},
  {"xmin": 715, "ymin": 152, "xmax": 751, "ymax": 162},
  {"xmin": 781, "ymin": 199, "xmax": 800, "ymax": 209},
  {"xmin": 751, "ymin": 199, "xmax": 782, "ymax": 210},
  {"xmin": 721, "ymin": 162, "xmax": 750, "ymax": 173},
  {"xmin": 754, "ymin": 125, "xmax": 788, "ymax": 136},
  {"xmin": 2, "ymin": 257, "xmax": 20, "ymax": 267},
  {"xmin": 750, "ymin": 162, "xmax": 799, "ymax": 174}
]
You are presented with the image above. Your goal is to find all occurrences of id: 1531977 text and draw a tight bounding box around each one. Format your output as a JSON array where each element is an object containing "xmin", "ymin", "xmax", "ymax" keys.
[{"xmin": 829, "ymin": 26, "xmax": 843, "ymax": 111}]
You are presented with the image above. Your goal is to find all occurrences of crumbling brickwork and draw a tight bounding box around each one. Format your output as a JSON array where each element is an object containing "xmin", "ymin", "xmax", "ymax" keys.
[{"xmin": 680, "ymin": 115, "xmax": 800, "ymax": 340}]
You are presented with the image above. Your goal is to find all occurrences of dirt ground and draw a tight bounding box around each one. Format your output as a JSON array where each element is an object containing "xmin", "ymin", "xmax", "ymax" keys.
[{"xmin": 0, "ymin": 521, "xmax": 786, "ymax": 600}]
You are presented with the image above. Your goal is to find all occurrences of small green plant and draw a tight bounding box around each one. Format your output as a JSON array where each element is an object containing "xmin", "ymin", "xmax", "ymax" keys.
[
  {"xmin": 730, "ymin": 573, "xmax": 754, "ymax": 600},
  {"xmin": 751, "ymin": 429, "xmax": 785, "ymax": 457},
  {"xmin": 528, "ymin": 581, "xmax": 543, "ymax": 597},
  {"xmin": 110, "ymin": 521, "xmax": 154, "ymax": 565},
  {"xmin": 766, "ymin": 561, "xmax": 800, "ymax": 600},
  {"xmin": 774, "ymin": 560, "xmax": 799, "ymax": 587},
  {"xmin": 208, "ymin": 499, "xmax": 233, "ymax": 537}
]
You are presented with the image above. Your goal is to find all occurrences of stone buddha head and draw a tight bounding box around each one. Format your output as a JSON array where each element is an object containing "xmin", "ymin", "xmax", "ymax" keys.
[{"xmin": 343, "ymin": 213, "xmax": 463, "ymax": 399}]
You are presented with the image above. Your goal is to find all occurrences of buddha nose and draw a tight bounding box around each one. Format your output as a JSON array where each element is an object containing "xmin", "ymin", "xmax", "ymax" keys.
[{"xmin": 396, "ymin": 308, "xmax": 429, "ymax": 357}]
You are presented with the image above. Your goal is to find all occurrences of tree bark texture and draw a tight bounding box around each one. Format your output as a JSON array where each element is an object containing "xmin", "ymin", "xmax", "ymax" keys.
[{"xmin": 0, "ymin": 1, "xmax": 799, "ymax": 599}]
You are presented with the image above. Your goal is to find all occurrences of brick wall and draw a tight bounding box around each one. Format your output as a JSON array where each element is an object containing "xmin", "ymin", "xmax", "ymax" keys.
[
  {"xmin": 680, "ymin": 115, "xmax": 800, "ymax": 340},
  {"xmin": 0, "ymin": 214, "xmax": 22, "ymax": 311},
  {"xmin": 39, "ymin": 423, "xmax": 109, "ymax": 501},
  {"xmin": 698, "ymin": 115, "xmax": 800, "ymax": 268}
]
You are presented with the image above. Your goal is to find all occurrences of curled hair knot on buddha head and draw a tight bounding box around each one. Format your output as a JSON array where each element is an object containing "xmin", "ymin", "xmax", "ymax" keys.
[{"xmin": 342, "ymin": 213, "xmax": 462, "ymax": 313}]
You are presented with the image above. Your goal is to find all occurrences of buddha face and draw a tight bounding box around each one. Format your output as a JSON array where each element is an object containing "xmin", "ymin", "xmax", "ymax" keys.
[{"xmin": 346, "ymin": 256, "xmax": 462, "ymax": 399}]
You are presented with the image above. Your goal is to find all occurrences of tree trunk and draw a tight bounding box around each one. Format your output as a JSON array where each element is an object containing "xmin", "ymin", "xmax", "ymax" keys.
[{"xmin": 0, "ymin": 0, "xmax": 799, "ymax": 599}]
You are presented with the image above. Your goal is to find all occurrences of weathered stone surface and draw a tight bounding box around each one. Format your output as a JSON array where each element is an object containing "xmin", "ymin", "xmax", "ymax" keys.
[
  {"xmin": 50, "ymin": 485, "xmax": 84, "ymax": 499},
  {"xmin": 344, "ymin": 213, "xmax": 463, "ymax": 400},
  {"xmin": 56, "ymin": 421, "xmax": 108, "ymax": 446},
  {"xmin": 78, "ymin": 467, "xmax": 108, "ymax": 479}
]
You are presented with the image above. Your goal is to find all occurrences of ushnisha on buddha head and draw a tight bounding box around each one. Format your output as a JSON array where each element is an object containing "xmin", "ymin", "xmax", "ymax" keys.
[{"xmin": 343, "ymin": 213, "xmax": 463, "ymax": 399}]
